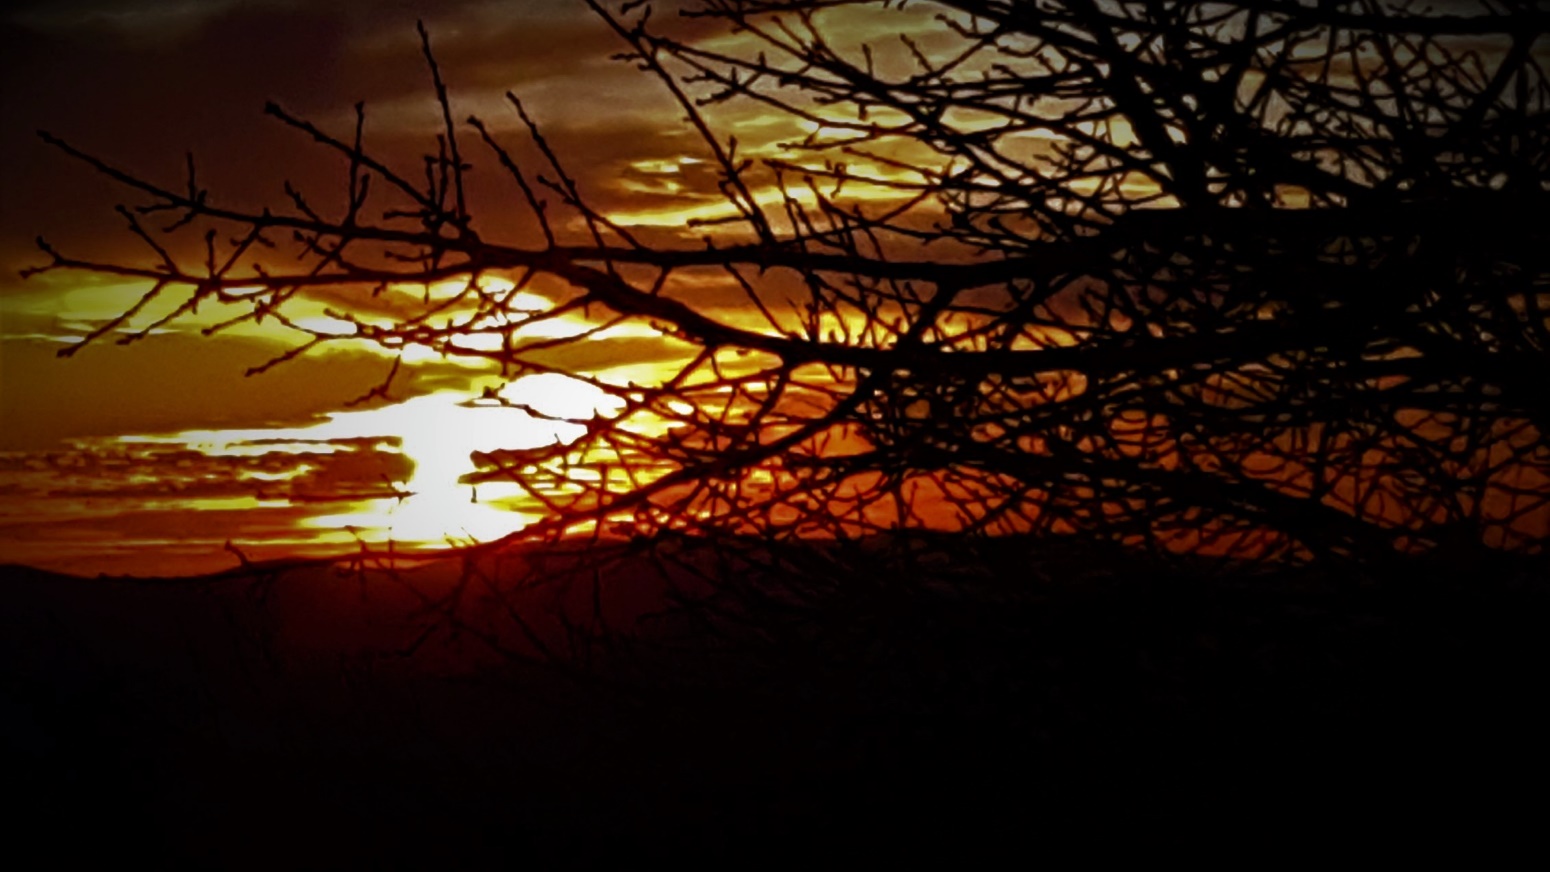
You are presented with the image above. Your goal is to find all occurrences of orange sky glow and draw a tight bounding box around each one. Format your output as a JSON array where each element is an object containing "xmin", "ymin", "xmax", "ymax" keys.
[
  {"xmin": 0, "ymin": 0, "xmax": 975, "ymax": 574},
  {"xmin": 2, "ymin": 1, "xmax": 1544, "ymax": 575}
]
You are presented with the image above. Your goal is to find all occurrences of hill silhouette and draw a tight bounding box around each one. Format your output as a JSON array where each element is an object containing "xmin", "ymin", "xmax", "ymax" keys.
[{"xmin": 4, "ymin": 540, "xmax": 1547, "ymax": 864}]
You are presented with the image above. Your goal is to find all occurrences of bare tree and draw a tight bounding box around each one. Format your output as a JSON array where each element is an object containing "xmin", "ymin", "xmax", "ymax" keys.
[{"xmin": 26, "ymin": 0, "xmax": 1550, "ymax": 602}]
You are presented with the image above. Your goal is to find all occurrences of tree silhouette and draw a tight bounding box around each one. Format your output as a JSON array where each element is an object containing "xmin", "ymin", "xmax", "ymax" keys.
[{"xmin": 26, "ymin": 0, "xmax": 1550, "ymax": 593}]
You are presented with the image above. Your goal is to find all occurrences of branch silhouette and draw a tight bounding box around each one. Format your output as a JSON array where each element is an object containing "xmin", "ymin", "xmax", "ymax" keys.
[{"xmin": 26, "ymin": 0, "xmax": 1550, "ymax": 596}]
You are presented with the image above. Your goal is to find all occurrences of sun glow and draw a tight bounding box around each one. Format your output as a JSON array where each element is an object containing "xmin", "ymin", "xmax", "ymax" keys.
[{"xmin": 123, "ymin": 373, "xmax": 623, "ymax": 549}]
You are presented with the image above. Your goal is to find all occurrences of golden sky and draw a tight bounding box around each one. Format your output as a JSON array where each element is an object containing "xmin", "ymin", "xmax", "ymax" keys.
[
  {"xmin": 5, "ymin": 2, "xmax": 658, "ymax": 444},
  {"xmin": 2, "ymin": 0, "xmax": 1534, "ymax": 573},
  {"xmin": 0, "ymin": 0, "xmax": 956, "ymax": 571},
  {"xmin": 0, "ymin": 0, "xmax": 959, "ymax": 445}
]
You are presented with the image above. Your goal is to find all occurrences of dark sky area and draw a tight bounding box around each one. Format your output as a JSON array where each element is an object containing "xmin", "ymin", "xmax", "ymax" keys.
[{"xmin": 1, "ymin": 0, "xmax": 699, "ymax": 271}]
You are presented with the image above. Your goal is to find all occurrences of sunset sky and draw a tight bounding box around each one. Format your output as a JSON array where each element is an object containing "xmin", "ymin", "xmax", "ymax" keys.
[
  {"xmin": 1, "ymin": 0, "xmax": 1532, "ymax": 574},
  {"xmin": 5, "ymin": 0, "xmax": 729, "ymax": 444},
  {"xmin": 0, "ymin": 0, "xmax": 953, "ymax": 573}
]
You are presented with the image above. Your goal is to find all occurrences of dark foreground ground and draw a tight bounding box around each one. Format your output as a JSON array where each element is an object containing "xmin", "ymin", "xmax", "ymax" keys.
[{"xmin": 3, "ymin": 540, "xmax": 1547, "ymax": 867}]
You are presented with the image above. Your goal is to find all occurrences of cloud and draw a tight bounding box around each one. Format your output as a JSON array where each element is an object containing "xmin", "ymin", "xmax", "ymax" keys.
[
  {"xmin": 0, "ymin": 330, "xmax": 494, "ymax": 449},
  {"xmin": 0, "ymin": 0, "xmax": 942, "ymax": 465}
]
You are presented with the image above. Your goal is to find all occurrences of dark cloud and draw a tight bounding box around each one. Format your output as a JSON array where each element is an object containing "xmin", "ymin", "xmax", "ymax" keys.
[
  {"xmin": 515, "ymin": 332, "xmax": 698, "ymax": 372},
  {"xmin": 0, "ymin": 1, "xmax": 652, "ymax": 267},
  {"xmin": 0, "ymin": 330, "xmax": 487, "ymax": 449}
]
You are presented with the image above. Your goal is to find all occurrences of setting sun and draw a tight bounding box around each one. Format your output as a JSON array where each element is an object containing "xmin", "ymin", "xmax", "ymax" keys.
[{"xmin": 112, "ymin": 373, "xmax": 626, "ymax": 552}]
